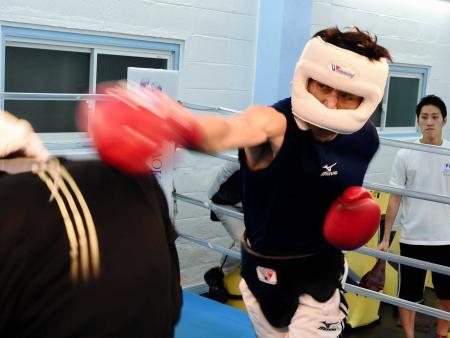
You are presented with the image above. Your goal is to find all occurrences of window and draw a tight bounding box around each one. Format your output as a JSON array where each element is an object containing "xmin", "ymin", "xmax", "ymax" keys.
[
  {"xmin": 5, "ymin": 45, "xmax": 91, "ymax": 132},
  {"xmin": 1, "ymin": 26, "xmax": 180, "ymax": 133},
  {"xmin": 370, "ymin": 64, "xmax": 429, "ymax": 135},
  {"xmin": 96, "ymin": 52, "xmax": 167, "ymax": 85}
]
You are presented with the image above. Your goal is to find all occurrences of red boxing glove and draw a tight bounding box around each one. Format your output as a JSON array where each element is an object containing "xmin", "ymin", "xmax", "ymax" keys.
[
  {"xmin": 323, "ymin": 186, "xmax": 381, "ymax": 250},
  {"xmin": 79, "ymin": 82, "xmax": 203, "ymax": 174}
]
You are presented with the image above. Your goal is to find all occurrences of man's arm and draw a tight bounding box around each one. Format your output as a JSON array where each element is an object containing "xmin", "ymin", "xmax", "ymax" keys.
[
  {"xmin": 378, "ymin": 150, "xmax": 407, "ymax": 251},
  {"xmin": 377, "ymin": 194, "xmax": 401, "ymax": 251},
  {"xmin": 86, "ymin": 83, "xmax": 287, "ymax": 174},
  {"xmin": 0, "ymin": 111, "xmax": 48, "ymax": 161},
  {"xmin": 207, "ymin": 161, "xmax": 240, "ymax": 200},
  {"xmin": 197, "ymin": 105, "xmax": 287, "ymax": 171},
  {"xmin": 196, "ymin": 105, "xmax": 286, "ymax": 154}
]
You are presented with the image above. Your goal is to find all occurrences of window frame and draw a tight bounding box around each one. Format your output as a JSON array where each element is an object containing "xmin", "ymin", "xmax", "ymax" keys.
[
  {"xmin": 378, "ymin": 64, "xmax": 429, "ymax": 139},
  {"xmin": 0, "ymin": 25, "xmax": 181, "ymax": 152}
]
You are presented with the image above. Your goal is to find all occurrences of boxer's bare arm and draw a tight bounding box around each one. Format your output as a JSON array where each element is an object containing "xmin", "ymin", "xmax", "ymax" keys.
[
  {"xmin": 86, "ymin": 84, "xmax": 287, "ymax": 174},
  {"xmin": 196, "ymin": 105, "xmax": 287, "ymax": 170}
]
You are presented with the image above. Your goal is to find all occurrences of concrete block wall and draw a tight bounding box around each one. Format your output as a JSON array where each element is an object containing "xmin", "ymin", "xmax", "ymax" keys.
[
  {"xmin": 0, "ymin": 0, "xmax": 259, "ymax": 111},
  {"xmin": 310, "ymin": 0, "xmax": 450, "ymax": 183}
]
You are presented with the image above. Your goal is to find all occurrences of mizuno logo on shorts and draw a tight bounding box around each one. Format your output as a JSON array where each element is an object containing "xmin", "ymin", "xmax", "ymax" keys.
[{"xmin": 318, "ymin": 320, "xmax": 340, "ymax": 332}]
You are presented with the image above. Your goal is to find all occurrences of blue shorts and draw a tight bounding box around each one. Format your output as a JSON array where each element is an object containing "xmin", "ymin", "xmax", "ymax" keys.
[{"xmin": 398, "ymin": 243, "xmax": 450, "ymax": 302}]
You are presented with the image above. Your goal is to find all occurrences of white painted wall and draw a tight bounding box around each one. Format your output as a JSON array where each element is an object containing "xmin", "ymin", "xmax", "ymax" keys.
[
  {"xmin": 0, "ymin": 0, "xmax": 258, "ymax": 110},
  {"xmin": 310, "ymin": 0, "xmax": 450, "ymax": 183}
]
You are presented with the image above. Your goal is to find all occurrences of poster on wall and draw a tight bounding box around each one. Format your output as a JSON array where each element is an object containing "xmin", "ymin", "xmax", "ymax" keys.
[{"xmin": 127, "ymin": 67, "xmax": 179, "ymax": 219}]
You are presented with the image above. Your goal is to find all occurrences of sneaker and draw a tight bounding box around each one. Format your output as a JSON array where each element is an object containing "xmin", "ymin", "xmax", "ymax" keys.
[{"xmin": 204, "ymin": 267, "xmax": 228, "ymax": 303}]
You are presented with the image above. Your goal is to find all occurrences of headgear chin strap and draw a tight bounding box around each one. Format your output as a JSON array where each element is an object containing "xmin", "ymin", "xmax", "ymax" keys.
[{"xmin": 291, "ymin": 37, "xmax": 389, "ymax": 134}]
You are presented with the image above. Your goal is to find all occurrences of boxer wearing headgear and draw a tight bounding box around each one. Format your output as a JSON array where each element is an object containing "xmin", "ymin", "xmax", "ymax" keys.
[
  {"xmin": 85, "ymin": 26, "xmax": 391, "ymax": 337},
  {"xmin": 291, "ymin": 35, "xmax": 388, "ymax": 134}
]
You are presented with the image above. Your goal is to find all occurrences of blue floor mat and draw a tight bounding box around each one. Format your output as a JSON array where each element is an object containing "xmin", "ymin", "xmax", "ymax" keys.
[{"xmin": 175, "ymin": 291, "xmax": 255, "ymax": 338}]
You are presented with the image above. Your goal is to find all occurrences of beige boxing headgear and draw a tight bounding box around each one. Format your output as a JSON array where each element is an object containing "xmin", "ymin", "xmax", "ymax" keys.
[{"xmin": 291, "ymin": 37, "xmax": 389, "ymax": 134}]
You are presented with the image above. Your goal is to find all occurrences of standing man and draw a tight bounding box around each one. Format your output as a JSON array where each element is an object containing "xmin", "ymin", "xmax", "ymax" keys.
[
  {"xmin": 87, "ymin": 26, "xmax": 391, "ymax": 337},
  {"xmin": 378, "ymin": 95, "xmax": 450, "ymax": 338}
]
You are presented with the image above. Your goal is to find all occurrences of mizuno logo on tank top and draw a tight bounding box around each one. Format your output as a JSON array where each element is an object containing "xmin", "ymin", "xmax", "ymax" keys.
[{"xmin": 321, "ymin": 162, "xmax": 338, "ymax": 177}]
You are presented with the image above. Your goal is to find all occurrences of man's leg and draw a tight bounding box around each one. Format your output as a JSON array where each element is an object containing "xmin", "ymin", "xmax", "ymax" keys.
[
  {"xmin": 436, "ymin": 299, "xmax": 450, "ymax": 337},
  {"xmin": 398, "ymin": 244, "xmax": 428, "ymax": 338},
  {"xmin": 239, "ymin": 279, "xmax": 287, "ymax": 338},
  {"xmin": 430, "ymin": 246, "xmax": 450, "ymax": 338},
  {"xmin": 204, "ymin": 211, "xmax": 244, "ymax": 301},
  {"xmin": 399, "ymin": 307, "xmax": 416, "ymax": 338}
]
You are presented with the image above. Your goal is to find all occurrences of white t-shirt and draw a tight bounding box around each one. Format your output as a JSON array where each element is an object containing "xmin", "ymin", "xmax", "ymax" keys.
[{"xmin": 389, "ymin": 139, "xmax": 450, "ymax": 245}]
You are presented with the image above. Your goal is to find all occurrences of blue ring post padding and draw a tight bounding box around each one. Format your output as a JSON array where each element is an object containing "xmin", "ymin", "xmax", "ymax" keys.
[{"xmin": 175, "ymin": 291, "xmax": 256, "ymax": 338}]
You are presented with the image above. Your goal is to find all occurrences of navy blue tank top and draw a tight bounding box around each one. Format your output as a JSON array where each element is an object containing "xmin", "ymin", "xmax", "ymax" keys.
[{"xmin": 239, "ymin": 97, "xmax": 379, "ymax": 255}]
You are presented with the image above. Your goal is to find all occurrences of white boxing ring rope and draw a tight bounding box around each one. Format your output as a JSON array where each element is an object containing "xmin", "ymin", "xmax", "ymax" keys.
[
  {"xmin": 174, "ymin": 193, "xmax": 450, "ymax": 277},
  {"xmin": 0, "ymin": 92, "xmax": 238, "ymax": 116},
  {"xmin": 175, "ymin": 232, "xmax": 450, "ymax": 320},
  {"xmin": 0, "ymin": 92, "xmax": 110, "ymax": 101},
  {"xmin": 175, "ymin": 195, "xmax": 450, "ymax": 322},
  {"xmin": 207, "ymin": 152, "xmax": 450, "ymax": 206},
  {"xmin": 176, "ymin": 234, "xmax": 450, "ymax": 322},
  {"xmin": 2, "ymin": 92, "xmax": 450, "ymax": 322},
  {"xmin": 2, "ymin": 92, "xmax": 450, "ymax": 156}
]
